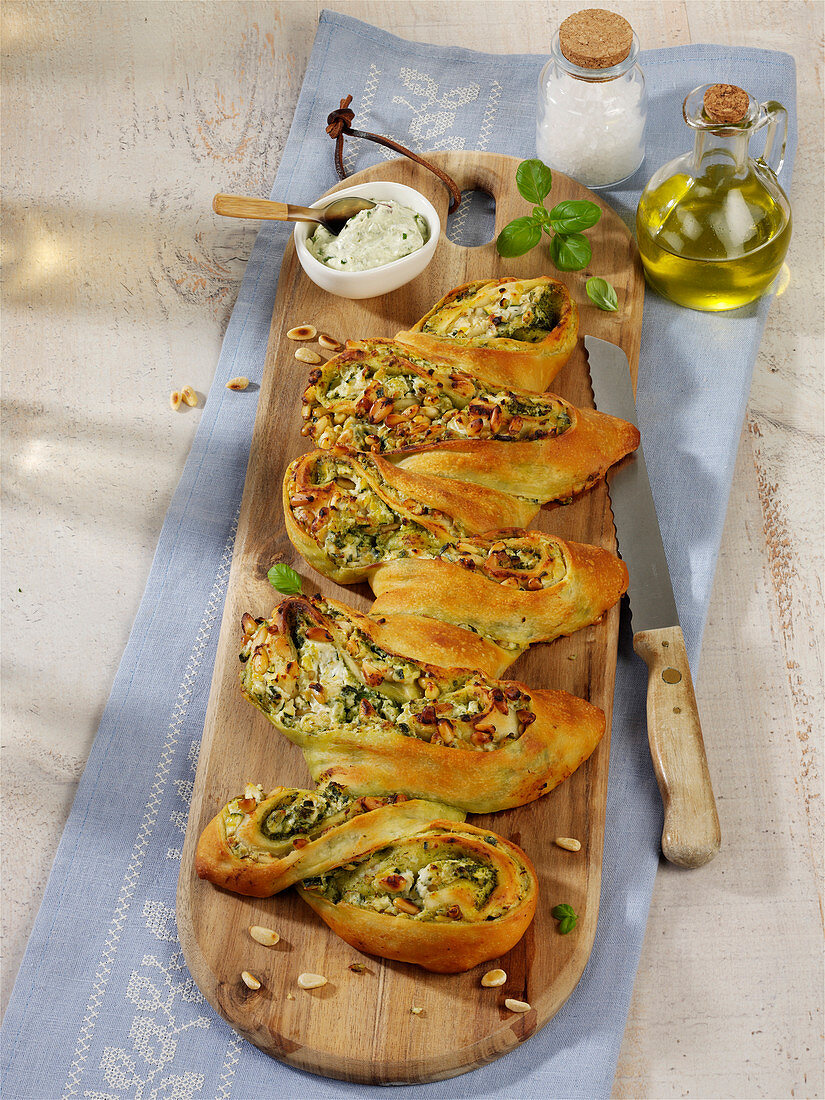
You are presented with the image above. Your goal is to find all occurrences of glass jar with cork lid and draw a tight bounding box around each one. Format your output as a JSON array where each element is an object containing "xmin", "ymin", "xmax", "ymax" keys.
[{"xmin": 536, "ymin": 8, "xmax": 647, "ymax": 189}]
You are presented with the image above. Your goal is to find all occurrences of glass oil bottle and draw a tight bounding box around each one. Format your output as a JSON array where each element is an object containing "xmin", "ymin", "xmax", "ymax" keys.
[{"xmin": 636, "ymin": 83, "xmax": 791, "ymax": 311}]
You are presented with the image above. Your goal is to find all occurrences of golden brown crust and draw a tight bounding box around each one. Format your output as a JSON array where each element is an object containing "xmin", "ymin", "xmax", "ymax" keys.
[
  {"xmin": 365, "ymin": 612, "xmax": 517, "ymax": 679},
  {"xmin": 390, "ymin": 405, "xmax": 640, "ymax": 504},
  {"xmin": 395, "ymin": 277, "xmax": 579, "ymax": 393},
  {"xmin": 368, "ymin": 533, "xmax": 628, "ymax": 656},
  {"xmin": 296, "ymin": 821, "xmax": 538, "ymax": 973}
]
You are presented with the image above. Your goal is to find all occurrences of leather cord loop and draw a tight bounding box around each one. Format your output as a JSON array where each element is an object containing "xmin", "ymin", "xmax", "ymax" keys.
[{"xmin": 325, "ymin": 95, "xmax": 462, "ymax": 214}]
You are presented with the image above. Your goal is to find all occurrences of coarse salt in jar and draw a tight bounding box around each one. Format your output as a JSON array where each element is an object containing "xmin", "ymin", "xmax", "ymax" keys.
[{"xmin": 537, "ymin": 8, "xmax": 647, "ymax": 189}]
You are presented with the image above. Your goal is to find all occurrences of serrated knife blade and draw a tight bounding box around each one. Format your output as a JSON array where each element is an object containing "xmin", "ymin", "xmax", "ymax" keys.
[{"xmin": 585, "ymin": 335, "xmax": 721, "ymax": 868}]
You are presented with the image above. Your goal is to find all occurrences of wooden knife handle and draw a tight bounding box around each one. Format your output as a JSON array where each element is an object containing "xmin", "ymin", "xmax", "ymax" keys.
[
  {"xmin": 212, "ymin": 194, "xmax": 291, "ymax": 220},
  {"xmin": 633, "ymin": 625, "xmax": 721, "ymax": 868}
]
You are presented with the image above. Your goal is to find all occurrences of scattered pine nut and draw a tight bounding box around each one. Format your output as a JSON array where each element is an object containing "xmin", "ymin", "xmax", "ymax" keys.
[
  {"xmin": 287, "ymin": 325, "xmax": 317, "ymax": 341},
  {"xmin": 318, "ymin": 333, "xmax": 342, "ymax": 351},
  {"xmin": 481, "ymin": 969, "xmax": 507, "ymax": 988},
  {"xmin": 294, "ymin": 347, "xmax": 323, "ymax": 364},
  {"xmin": 555, "ymin": 836, "xmax": 582, "ymax": 852},
  {"xmin": 249, "ymin": 925, "xmax": 280, "ymax": 946},
  {"xmin": 348, "ymin": 962, "xmax": 368, "ymax": 974},
  {"xmin": 505, "ymin": 998, "xmax": 531, "ymax": 1013},
  {"xmin": 241, "ymin": 971, "xmax": 261, "ymax": 990},
  {"xmin": 286, "ymin": 992, "xmax": 295, "ymax": 1000},
  {"xmin": 297, "ymin": 972, "xmax": 327, "ymax": 990},
  {"xmin": 170, "ymin": 390, "xmax": 182, "ymax": 410},
  {"xmin": 226, "ymin": 376, "xmax": 250, "ymax": 391},
  {"xmin": 410, "ymin": 1006, "xmax": 424, "ymax": 1016},
  {"xmin": 181, "ymin": 386, "xmax": 198, "ymax": 407}
]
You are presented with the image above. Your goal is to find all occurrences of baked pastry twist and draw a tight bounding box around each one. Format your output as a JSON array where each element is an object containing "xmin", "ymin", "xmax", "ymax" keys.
[
  {"xmin": 368, "ymin": 529, "xmax": 628, "ymax": 675},
  {"xmin": 394, "ymin": 276, "xmax": 578, "ymax": 392},
  {"xmin": 194, "ymin": 780, "xmax": 462, "ymax": 897},
  {"xmin": 300, "ymin": 338, "xmax": 639, "ymax": 504},
  {"xmin": 298, "ymin": 820, "xmax": 539, "ymax": 973},
  {"xmin": 239, "ymin": 595, "xmax": 604, "ymax": 813},
  {"xmin": 284, "ymin": 456, "xmax": 628, "ymax": 674},
  {"xmin": 283, "ymin": 448, "xmax": 539, "ymax": 586}
]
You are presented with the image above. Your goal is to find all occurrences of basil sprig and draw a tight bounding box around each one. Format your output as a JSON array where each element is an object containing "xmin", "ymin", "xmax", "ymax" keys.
[
  {"xmin": 551, "ymin": 902, "xmax": 579, "ymax": 935},
  {"xmin": 267, "ymin": 563, "xmax": 303, "ymax": 595},
  {"xmin": 496, "ymin": 158, "xmax": 601, "ymax": 272},
  {"xmin": 586, "ymin": 276, "xmax": 619, "ymax": 311}
]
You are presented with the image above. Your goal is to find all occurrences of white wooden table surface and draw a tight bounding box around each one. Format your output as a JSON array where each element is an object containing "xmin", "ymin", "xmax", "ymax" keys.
[{"xmin": 2, "ymin": 2, "xmax": 822, "ymax": 1096}]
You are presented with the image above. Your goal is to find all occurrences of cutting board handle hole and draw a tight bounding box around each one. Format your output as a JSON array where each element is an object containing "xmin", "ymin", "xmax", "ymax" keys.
[{"xmin": 445, "ymin": 189, "xmax": 497, "ymax": 247}]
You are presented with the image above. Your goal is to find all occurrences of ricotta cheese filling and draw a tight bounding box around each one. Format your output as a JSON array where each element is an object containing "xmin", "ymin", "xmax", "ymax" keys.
[
  {"xmin": 302, "ymin": 839, "xmax": 504, "ymax": 921},
  {"xmin": 421, "ymin": 280, "xmax": 564, "ymax": 343},
  {"xmin": 239, "ymin": 600, "xmax": 536, "ymax": 751}
]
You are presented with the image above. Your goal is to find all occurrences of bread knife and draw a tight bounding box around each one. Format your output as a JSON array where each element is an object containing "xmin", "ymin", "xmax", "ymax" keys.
[{"xmin": 585, "ymin": 335, "xmax": 721, "ymax": 868}]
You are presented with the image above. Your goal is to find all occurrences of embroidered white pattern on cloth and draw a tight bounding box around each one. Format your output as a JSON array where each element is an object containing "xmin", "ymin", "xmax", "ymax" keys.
[{"xmin": 62, "ymin": 516, "xmax": 240, "ymax": 1099}]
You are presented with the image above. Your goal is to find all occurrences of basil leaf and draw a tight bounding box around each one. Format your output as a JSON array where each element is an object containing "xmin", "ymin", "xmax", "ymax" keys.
[
  {"xmin": 551, "ymin": 903, "xmax": 577, "ymax": 920},
  {"xmin": 267, "ymin": 563, "xmax": 303, "ymax": 595},
  {"xmin": 586, "ymin": 276, "xmax": 619, "ymax": 311},
  {"xmin": 496, "ymin": 216, "xmax": 542, "ymax": 258},
  {"xmin": 549, "ymin": 232, "xmax": 592, "ymax": 271},
  {"xmin": 547, "ymin": 199, "xmax": 602, "ymax": 234},
  {"xmin": 515, "ymin": 159, "xmax": 553, "ymax": 205},
  {"xmin": 559, "ymin": 915, "xmax": 578, "ymax": 935}
]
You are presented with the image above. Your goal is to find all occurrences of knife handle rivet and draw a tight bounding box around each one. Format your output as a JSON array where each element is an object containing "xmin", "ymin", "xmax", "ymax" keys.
[
  {"xmin": 673, "ymin": 706, "xmax": 681, "ymax": 714},
  {"xmin": 661, "ymin": 640, "xmax": 669, "ymax": 648},
  {"xmin": 662, "ymin": 667, "xmax": 682, "ymax": 684}
]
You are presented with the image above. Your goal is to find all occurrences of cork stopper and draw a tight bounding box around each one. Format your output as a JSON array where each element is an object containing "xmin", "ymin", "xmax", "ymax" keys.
[
  {"xmin": 703, "ymin": 83, "xmax": 749, "ymax": 123},
  {"xmin": 558, "ymin": 9, "xmax": 634, "ymax": 69}
]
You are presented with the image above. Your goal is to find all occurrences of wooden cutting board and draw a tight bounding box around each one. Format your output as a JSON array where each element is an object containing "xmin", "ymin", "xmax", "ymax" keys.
[{"xmin": 177, "ymin": 151, "xmax": 643, "ymax": 1084}]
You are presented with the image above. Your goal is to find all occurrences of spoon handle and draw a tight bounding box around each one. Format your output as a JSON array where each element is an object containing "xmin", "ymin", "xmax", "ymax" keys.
[{"xmin": 212, "ymin": 194, "xmax": 321, "ymax": 223}]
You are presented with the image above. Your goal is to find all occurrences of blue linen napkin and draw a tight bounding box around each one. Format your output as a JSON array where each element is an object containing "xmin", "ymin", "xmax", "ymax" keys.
[{"xmin": 1, "ymin": 12, "xmax": 796, "ymax": 1098}]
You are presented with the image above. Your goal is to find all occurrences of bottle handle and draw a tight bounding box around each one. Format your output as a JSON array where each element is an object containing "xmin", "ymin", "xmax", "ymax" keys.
[{"xmin": 756, "ymin": 101, "xmax": 788, "ymax": 176}]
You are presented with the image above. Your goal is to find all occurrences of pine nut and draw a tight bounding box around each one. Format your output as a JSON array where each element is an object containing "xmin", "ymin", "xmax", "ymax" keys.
[
  {"xmin": 481, "ymin": 969, "xmax": 507, "ymax": 987},
  {"xmin": 394, "ymin": 897, "xmax": 421, "ymax": 916},
  {"xmin": 297, "ymin": 972, "xmax": 327, "ymax": 990},
  {"xmin": 181, "ymin": 386, "xmax": 198, "ymax": 407},
  {"xmin": 287, "ymin": 325, "xmax": 317, "ymax": 341},
  {"xmin": 505, "ymin": 998, "xmax": 531, "ymax": 1013},
  {"xmin": 295, "ymin": 347, "xmax": 323, "ymax": 364},
  {"xmin": 241, "ymin": 971, "xmax": 261, "ymax": 990},
  {"xmin": 555, "ymin": 836, "xmax": 582, "ymax": 852},
  {"xmin": 226, "ymin": 376, "xmax": 249, "ymax": 391},
  {"xmin": 170, "ymin": 390, "xmax": 182, "ymax": 410},
  {"xmin": 410, "ymin": 1005, "xmax": 424, "ymax": 1015},
  {"xmin": 318, "ymin": 333, "xmax": 342, "ymax": 351},
  {"xmin": 249, "ymin": 925, "xmax": 280, "ymax": 947},
  {"xmin": 251, "ymin": 647, "xmax": 269, "ymax": 674}
]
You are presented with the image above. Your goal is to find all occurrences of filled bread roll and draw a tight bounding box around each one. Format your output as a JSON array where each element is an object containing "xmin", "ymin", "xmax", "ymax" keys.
[
  {"xmin": 300, "ymin": 338, "xmax": 639, "ymax": 504},
  {"xmin": 368, "ymin": 528, "xmax": 628, "ymax": 672},
  {"xmin": 394, "ymin": 276, "xmax": 578, "ymax": 392},
  {"xmin": 283, "ymin": 448, "xmax": 539, "ymax": 586},
  {"xmin": 298, "ymin": 820, "xmax": 539, "ymax": 973},
  {"xmin": 194, "ymin": 780, "xmax": 461, "ymax": 897},
  {"xmin": 239, "ymin": 595, "xmax": 604, "ymax": 813}
]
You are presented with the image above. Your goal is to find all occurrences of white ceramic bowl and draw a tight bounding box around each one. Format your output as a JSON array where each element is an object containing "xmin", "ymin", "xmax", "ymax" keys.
[{"xmin": 293, "ymin": 181, "xmax": 440, "ymax": 300}]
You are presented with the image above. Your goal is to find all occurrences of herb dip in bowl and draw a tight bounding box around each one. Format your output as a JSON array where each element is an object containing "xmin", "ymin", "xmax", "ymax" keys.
[{"xmin": 294, "ymin": 181, "xmax": 440, "ymax": 300}]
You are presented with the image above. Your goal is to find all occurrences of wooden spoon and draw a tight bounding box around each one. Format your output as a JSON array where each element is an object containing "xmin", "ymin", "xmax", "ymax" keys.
[{"xmin": 212, "ymin": 193, "xmax": 376, "ymax": 235}]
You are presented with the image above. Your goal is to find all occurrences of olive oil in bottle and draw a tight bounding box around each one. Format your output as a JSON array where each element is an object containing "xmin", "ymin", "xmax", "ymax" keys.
[{"xmin": 636, "ymin": 83, "xmax": 791, "ymax": 312}]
